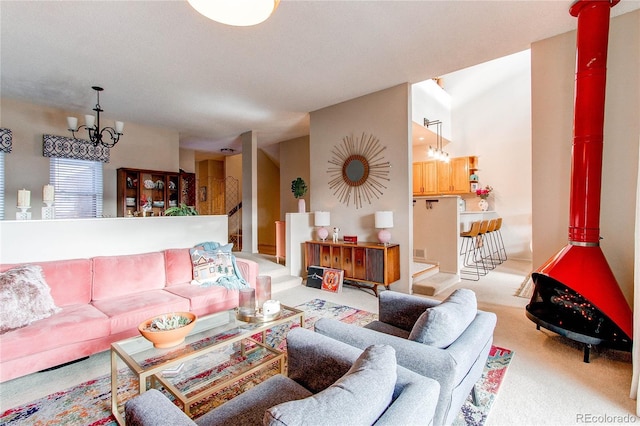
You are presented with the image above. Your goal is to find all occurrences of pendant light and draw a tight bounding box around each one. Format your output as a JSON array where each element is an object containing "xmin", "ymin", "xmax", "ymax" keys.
[{"xmin": 187, "ymin": 0, "xmax": 280, "ymax": 27}]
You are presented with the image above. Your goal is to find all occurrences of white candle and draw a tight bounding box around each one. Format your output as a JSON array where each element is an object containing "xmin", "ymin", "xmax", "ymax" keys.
[
  {"xmin": 17, "ymin": 189, "xmax": 30, "ymax": 207},
  {"xmin": 263, "ymin": 300, "xmax": 281, "ymax": 316},
  {"xmin": 43, "ymin": 185, "xmax": 55, "ymax": 203}
]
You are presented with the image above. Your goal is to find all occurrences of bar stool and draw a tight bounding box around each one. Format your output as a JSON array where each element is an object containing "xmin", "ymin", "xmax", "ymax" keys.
[
  {"xmin": 484, "ymin": 219, "xmax": 501, "ymax": 267},
  {"xmin": 476, "ymin": 220, "xmax": 495, "ymax": 271},
  {"xmin": 459, "ymin": 221, "xmax": 486, "ymax": 281},
  {"xmin": 493, "ymin": 217, "xmax": 507, "ymax": 261}
]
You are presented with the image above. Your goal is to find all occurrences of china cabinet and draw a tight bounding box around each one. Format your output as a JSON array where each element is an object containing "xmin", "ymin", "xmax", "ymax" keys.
[{"xmin": 117, "ymin": 168, "xmax": 195, "ymax": 217}]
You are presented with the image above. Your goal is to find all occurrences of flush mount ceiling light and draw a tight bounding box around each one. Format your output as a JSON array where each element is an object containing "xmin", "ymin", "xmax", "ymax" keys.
[
  {"xmin": 187, "ymin": 0, "xmax": 280, "ymax": 27},
  {"xmin": 67, "ymin": 86, "xmax": 124, "ymax": 148}
]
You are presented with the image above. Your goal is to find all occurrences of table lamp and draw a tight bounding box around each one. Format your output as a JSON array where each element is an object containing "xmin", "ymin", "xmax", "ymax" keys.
[
  {"xmin": 375, "ymin": 211, "xmax": 393, "ymax": 245},
  {"xmin": 315, "ymin": 211, "xmax": 331, "ymax": 241}
]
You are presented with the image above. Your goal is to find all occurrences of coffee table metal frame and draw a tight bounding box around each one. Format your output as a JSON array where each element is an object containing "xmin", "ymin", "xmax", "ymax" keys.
[{"xmin": 110, "ymin": 305, "xmax": 304, "ymax": 425}]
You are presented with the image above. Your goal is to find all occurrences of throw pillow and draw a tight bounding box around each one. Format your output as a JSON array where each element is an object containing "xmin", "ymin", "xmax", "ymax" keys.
[
  {"xmin": 264, "ymin": 344, "xmax": 397, "ymax": 426},
  {"xmin": 0, "ymin": 265, "xmax": 61, "ymax": 334},
  {"xmin": 190, "ymin": 248, "xmax": 235, "ymax": 284},
  {"xmin": 408, "ymin": 288, "xmax": 477, "ymax": 348},
  {"xmin": 189, "ymin": 242, "xmax": 249, "ymax": 290}
]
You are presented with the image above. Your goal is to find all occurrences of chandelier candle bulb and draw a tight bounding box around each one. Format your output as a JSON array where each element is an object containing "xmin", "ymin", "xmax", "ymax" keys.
[
  {"xmin": 85, "ymin": 114, "xmax": 95, "ymax": 128},
  {"xmin": 17, "ymin": 189, "xmax": 30, "ymax": 208},
  {"xmin": 43, "ymin": 185, "xmax": 54, "ymax": 204},
  {"xmin": 66, "ymin": 116, "xmax": 78, "ymax": 131},
  {"xmin": 115, "ymin": 121, "xmax": 124, "ymax": 134}
]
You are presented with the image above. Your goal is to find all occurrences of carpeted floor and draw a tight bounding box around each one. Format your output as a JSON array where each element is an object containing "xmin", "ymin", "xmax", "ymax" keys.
[{"xmin": 0, "ymin": 299, "xmax": 512, "ymax": 426}]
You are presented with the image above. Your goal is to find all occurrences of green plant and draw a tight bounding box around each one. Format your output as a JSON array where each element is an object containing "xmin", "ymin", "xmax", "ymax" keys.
[
  {"xmin": 164, "ymin": 203, "xmax": 198, "ymax": 216},
  {"xmin": 291, "ymin": 177, "xmax": 308, "ymax": 199},
  {"xmin": 146, "ymin": 314, "xmax": 193, "ymax": 331}
]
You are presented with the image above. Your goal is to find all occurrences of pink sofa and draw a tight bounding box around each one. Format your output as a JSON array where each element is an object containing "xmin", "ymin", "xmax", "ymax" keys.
[{"xmin": 0, "ymin": 248, "xmax": 258, "ymax": 383}]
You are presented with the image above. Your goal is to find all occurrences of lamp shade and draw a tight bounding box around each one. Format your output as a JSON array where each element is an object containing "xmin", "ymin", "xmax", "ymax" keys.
[
  {"xmin": 187, "ymin": 0, "xmax": 280, "ymax": 27},
  {"xmin": 314, "ymin": 211, "xmax": 330, "ymax": 227},
  {"xmin": 375, "ymin": 211, "xmax": 394, "ymax": 229}
]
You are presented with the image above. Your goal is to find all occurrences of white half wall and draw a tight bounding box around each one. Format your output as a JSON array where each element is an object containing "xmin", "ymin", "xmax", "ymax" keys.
[{"xmin": 0, "ymin": 215, "xmax": 228, "ymax": 263}]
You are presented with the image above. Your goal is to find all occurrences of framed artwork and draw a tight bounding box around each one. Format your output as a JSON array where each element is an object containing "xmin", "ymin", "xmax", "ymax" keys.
[
  {"xmin": 321, "ymin": 268, "xmax": 344, "ymax": 293},
  {"xmin": 470, "ymin": 182, "xmax": 479, "ymax": 192},
  {"xmin": 199, "ymin": 186, "xmax": 207, "ymax": 202},
  {"xmin": 306, "ymin": 266, "xmax": 324, "ymax": 289}
]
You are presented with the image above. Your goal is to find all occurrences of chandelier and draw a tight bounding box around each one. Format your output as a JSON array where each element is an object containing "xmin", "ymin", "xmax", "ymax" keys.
[
  {"xmin": 187, "ymin": 0, "xmax": 280, "ymax": 27},
  {"xmin": 424, "ymin": 118, "xmax": 449, "ymax": 163},
  {"xmin": 67, "ymin": 86, "xmax": 124, "ymax": 148}
]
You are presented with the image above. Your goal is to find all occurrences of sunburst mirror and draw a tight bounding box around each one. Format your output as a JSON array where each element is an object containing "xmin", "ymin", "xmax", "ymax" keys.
[{"xmin": 327, "ymin": 133, "xmax": 391, "ymax": 209}]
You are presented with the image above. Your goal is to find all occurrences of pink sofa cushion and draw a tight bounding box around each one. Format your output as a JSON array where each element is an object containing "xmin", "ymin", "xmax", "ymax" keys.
[
  {"xmin": 0, "ymin": 259, "xmax": 92, "ymax": 306},
  {"xmin": 164, "ymin": 248, "xmax": 193, "ymax": 286},
  {"xmin": 164, "ymin": 285, "xmax": 239, "ymax": 317},
  {"xmin": 92, "ymin": 252, "xmax": 166, "ymax": 301},
  {"xmin": 0, "ymin": 304, "xmax": 110, "ymax": 361},
  {"xmin": 91, "ymin": 289, "xmax": 189, "ymax": 334}
]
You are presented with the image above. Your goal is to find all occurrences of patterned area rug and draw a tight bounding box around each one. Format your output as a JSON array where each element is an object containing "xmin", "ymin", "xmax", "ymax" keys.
[{"xmin": 0, "ymin": 299, "xmax": 512, "ymax": 426}]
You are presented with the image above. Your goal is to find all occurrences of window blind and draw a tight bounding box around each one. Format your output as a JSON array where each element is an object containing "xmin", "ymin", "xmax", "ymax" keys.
[{"xmin": 50, "ymin": 157, "xmax": 103, "ymax": 219}]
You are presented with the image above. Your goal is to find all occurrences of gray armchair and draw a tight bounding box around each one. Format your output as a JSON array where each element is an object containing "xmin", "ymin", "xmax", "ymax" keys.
[
  {"xmin": 125, "ymin": 327, "xmax": 441, "ymax": 426},
  {"xmin": 314, "ymin": 289, "xmax": 497, "ymax": 426}
]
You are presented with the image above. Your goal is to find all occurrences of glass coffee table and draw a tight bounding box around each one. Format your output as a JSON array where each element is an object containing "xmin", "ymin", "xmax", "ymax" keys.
[{"xmin": 110, "ymin": 305, "xmax": 304, "ymax": 425}]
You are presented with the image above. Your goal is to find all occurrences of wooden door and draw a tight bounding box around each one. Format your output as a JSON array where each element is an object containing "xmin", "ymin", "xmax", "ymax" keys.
[
  {"xmin": 423, "ymin": 160, "xmax": 438, "ymax": 194},
  {"xmin": 437, "ymin": 161, "xmax": 452, "ymax": 193},
  {"xmin": 450, "ymin": 157, "xmax": 471, "ymax": 193},
  {"xmin": 412, "ymin": 162, "xmax": 425, "ymax": 195}
]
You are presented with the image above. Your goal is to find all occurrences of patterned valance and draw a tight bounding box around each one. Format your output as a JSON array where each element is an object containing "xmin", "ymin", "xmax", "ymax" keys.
[
  {"xmin": 0, "ymin": 128, "xmax": 12, "ymax": 153},
  {"xmin": 43, "ymin": 134, "xmax": 110, "ymax": 163}
]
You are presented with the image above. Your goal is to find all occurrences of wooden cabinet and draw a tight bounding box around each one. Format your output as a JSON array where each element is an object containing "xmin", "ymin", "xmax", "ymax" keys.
[
  {"xmin": 117, "ymin": 168, "xmax": 195, "ymax": 217},
  {"xmin": 413, "ymin": 156, "xmax": 478, "ymax": 196},
  {"xmin": 304, "ymin": 241, "xmax": 400, "ymax": 296},
  {"xmin": 412, "ymin": 161, "xmax": 438, "ymax": 195}
]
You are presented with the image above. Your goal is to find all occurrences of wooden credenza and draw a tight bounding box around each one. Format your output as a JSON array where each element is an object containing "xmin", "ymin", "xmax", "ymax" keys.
[{"xmin": 304, "ymin": 241, "xmax": 400, "ymax": 296}]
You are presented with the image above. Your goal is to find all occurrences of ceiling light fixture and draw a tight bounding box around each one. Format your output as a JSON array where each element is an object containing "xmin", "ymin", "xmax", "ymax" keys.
[
  {"xmin": 424, "ymin": 118, "xmax": 449, "ymax": 163},
  {"xmin": 187, "ymin": 0, "xmax": 280, "ymax": 27},
  {"xmin": 67, "ymin": 86, "xmax": 124, "ymax": 148}
]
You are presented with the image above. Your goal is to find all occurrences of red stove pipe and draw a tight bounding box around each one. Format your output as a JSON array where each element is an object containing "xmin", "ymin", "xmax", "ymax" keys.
[
  {"xmin": 532, "ymin": 0, "xmax": 632, "ymax": 340},
  {"xmin": 568, "ymin": 0, "xmax": 618, "ymax": 244}
]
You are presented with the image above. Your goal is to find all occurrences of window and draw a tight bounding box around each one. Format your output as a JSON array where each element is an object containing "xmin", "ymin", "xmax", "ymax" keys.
[
  {"xmin": 50, "ymin": 157, "xmax": 103, "ymax": 218},
  {"xmin": 0, "ymin": 152, "xmax": 4, "ymax": 220}
]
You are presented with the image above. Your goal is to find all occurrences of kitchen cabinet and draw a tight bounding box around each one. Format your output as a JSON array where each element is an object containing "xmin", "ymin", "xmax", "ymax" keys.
[
  {"xmin": 304, "ymin": 240, "xmax": 400, "ymax": 296},
  {"xmin": 412, "ymin": 160, "xmax": 438, "ymax": 195},
  {"xmin": 413, "ymin": 156, "xmax": 478, "ymax": 196},
  {"xmin": 117, "ymin": 168, "xmax": 196, "ymax": 217}
]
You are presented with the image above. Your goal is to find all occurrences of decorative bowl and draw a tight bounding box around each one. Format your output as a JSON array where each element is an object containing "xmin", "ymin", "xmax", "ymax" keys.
[{"xmin": 138, "ymin": 312, "xmax": 197, "ymax": 348}]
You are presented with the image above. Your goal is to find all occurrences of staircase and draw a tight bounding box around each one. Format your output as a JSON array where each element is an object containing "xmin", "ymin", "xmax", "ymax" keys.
[
  {"xmin": 234, "ymin": 252, "xmax": 302, "ymax": 294},
  {"xmin": 411, "ymin": 262, "xmax": 459, "ymax": 297}
]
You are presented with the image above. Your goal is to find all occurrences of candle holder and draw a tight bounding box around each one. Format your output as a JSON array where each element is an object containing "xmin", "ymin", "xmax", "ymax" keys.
[
  {"xmin": 42, "ymin": 203, "xmax": 55, "ymax": 220},
  {"xmin": 16, "ymin": 206, "xmax": 32, "ymax": 220},
  {"xmin": 255, "ymin": 276, "xmax": 272, "ymax": 310}
]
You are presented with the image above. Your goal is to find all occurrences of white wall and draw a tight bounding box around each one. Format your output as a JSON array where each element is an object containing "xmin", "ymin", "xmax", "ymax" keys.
[
  {"xmin": 444, "ymin": 50, "xmax": 533, "ymax": 261},
  {"xmin": 279, "ymin": 136, "xmax": 310, "ymax": 219},
  {"xmin": 310, "ymin": 84, "xmax": 412, "ymax": 294},
  {"xmin": 0, "ymin": 215, "xmax": 228, "ymax": 263},
  {"xmin": 531, "ymin": 11, "xmax": 639, "ymax": 304}
]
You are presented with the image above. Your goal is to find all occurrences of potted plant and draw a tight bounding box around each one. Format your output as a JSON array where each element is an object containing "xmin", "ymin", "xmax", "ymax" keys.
[
  {"xmin": 291, "ymin": 177, "xmax": 308, "ymax": 213},
  {"xmin": 164, "ymin": 203, "xmax": 198, "ymax": 216}
]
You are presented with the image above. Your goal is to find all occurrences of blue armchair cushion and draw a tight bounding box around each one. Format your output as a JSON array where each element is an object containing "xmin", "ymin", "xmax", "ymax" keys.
[
  {"xmin": 408, "ymin": 288, "xmax": 477, "ymax": 348},
  {"xmin": 264, "ymin": 344, "xmax": 397, "ymax": 426}
]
